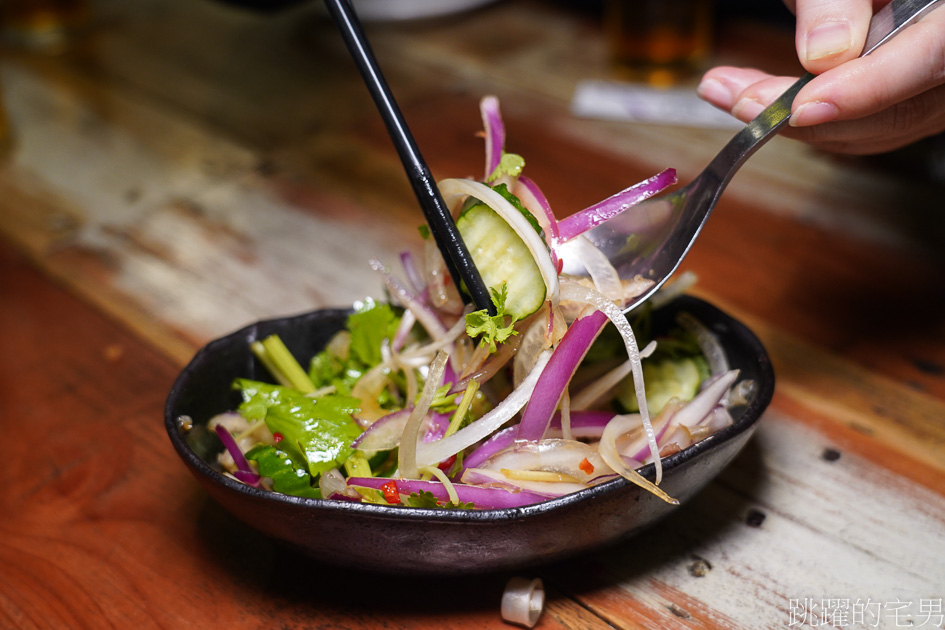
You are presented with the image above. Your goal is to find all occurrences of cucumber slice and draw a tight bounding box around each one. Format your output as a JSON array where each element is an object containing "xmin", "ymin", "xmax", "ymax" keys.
[
  {"xmin": 457, "ymin": 203, "xmax": 546, "ymax": 319},
  {"xmin": 617, "ymin": 356, "xmax": 707, "ymax": 415}
]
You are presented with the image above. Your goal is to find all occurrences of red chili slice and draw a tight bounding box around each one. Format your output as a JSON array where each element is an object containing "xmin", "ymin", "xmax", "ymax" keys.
[{"xmin": 380, "ymin": 480, "xmax": 400, "ymax": 504}]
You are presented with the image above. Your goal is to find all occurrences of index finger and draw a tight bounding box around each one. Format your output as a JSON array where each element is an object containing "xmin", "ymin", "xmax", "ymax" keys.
[{"xmin": 794, "ymin": 0, "xmax": 875, "ymax": 73}]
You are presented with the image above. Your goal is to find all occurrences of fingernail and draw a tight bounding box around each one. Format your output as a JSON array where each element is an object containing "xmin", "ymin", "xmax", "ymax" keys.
[
  {"xmin": 732, "ymin": 97, "xmax": 765, "ymax": 122},
  {"xmin": 790, "ymin": 101, "xmax": 839, "ymax": 127},
  {"xmin": 806, "ymin": 21, "xmax": 852, "ymax": 61},
  {"xmin": 696, "ymin": 78, "xmax": 734, "ymax": 109}
]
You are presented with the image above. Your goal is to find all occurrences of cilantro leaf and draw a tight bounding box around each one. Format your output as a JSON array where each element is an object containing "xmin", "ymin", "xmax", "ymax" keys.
[
  {"xmin": 404, "ymin": 490, "xmax": 475, "ymax": 510},
  {"xmin": 465, "ymin": 283, "xmax": 518, "ymax": 353},
  {"xmin": 308, "ymin": 299, "xmax": 403, "ymax": 399},
  {"xmin": 486, "ymin": 152, "xmax": 525, "ymax": 182}
]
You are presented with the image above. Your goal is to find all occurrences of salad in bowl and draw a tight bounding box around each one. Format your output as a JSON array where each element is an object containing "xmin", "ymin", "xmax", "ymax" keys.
[
  {"xmin": 166, "ymin": 97, "xmax": 773, "ymax": 573},
  {"xmin": 188, "ymin": 97, "xmax": 760, "ymax": 511}
]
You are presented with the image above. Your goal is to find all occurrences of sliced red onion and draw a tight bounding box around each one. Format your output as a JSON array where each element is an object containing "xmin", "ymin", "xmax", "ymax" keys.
[
  {"xmin": 546, "ymin": 409, "xmax": 616, "ymax": 439},
  {"xmin": 214, "ymin": 424, "xmax": 261, "ymax": 487},
  {"xmin": 460, "ymin": 467, "xmax": 588, "ymax": 497},
  {"xmin": 517, "ymin": 310, "xmax": 608, "ymax": 441},
  {"xmin": 391, "ymin": 307, "xmax": 417, "ymax": 353},
  {"xmin": 399, "ymin": 250, "xmax": 426, "ymax": 296},
  {"xmin": 351, "ymin": 407, "xmax": 457, "ymax": 455},
  {"xmin": 480, "ymin": 95, "xmax": 505, "ymax": 179},
  {"xmin": 370, "ymin": 258, "xmax": 447, "ymax": 340},
  {"xmin": 415, "ymin": 350, "xmax": 552, "ymax": 468},
  {"xmin": 513, "ymin": 175, "xmax": 561, "ymax": 269},
  {"xmin": 351, "ymin": 409, "xmax": 412, "ymax": 450},
  {"xmin": 618, "ymin": 405, "xmax": 676, "ymax": 462},
  {"xmin": 672, "ymin": 369, "xmax": 739, "ymax": 429},
  {"xmin": 512, "ymin": 307, "xmax": 557, "ymax": 388},
  {"xmin": 233, "ymin": 470, "xmax": 262, "ymax": 485},
  {"xmin": 703, "ymin": 406, "xmax": 735, "ymax": 432},
  {"xmin": 425, "ymin": 411, "xmax": 450, "ymax": 442},
  {"xmin": 559, "ymin": 389, "xmax": 572, "ymax": 440},
  {"xmin": 350, "ymin": 363, "xmax": 392, "ymax": 425},
  {"xmin": 556, "ymin": 168, "xmax": 677, "ymax": 242},
  {"xmin": 423, "ymin": 239, "xmax": 462, "ymax": 313},
  {"xmin": 460, "ymin": 426, "xmax": 517, "ymax": 472},
  {"xmin": 570, "ymin": 359, "xmax": 632, "ymax": 411},
  {"xmin": 347, "ymin": 476, "xmax": 550, "ymax": 509},
  {"xmin": 558, "ymin": 280, "xmax": 662, "ymax": 483}
]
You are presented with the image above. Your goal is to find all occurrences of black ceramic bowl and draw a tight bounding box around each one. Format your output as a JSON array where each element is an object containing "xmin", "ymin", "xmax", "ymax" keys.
[{"xmin": 165, "ymin": 296, "xmax": 774, "ymax": 575}]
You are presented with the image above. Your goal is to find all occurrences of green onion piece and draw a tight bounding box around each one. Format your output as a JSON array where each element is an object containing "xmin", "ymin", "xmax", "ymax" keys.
[
  {"xmin": 250, "ymin": 341, "xmax": 293, "ymax": 388},
  {"xmin": 254, "ymin": 334, "xmax": 316, "ymax": 393},
  {"xmin": 445, "ymin": 380, "xmax": 480, "ymax": 438},
  {"xmin": 344, "ymin": 452, "xmax": 373, "ymax": 478}
]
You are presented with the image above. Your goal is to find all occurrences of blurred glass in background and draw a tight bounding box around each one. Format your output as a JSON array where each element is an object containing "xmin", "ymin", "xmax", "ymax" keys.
[
  {"xmin": 605, "ymin": 0, "xmax": 714, "ymax": 87},
  {"xmin": 0, "ymin": 0, "xmax": 89, "ymax": 53}
]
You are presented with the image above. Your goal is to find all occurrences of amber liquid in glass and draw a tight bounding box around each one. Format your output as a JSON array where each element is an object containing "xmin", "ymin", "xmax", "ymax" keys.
[
  {"xmin": 0, "ymin": 0, "xmax": 88, "ymax": 51},
  {"xmin": 606, "ymin": 0, "xmax": 713, "ymax": 87}
]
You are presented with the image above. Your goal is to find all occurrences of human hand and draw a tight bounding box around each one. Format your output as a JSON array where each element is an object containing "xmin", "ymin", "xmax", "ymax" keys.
[{"xmin": 696, "ymin": 0, "xmax": 945, "ymax": 155}]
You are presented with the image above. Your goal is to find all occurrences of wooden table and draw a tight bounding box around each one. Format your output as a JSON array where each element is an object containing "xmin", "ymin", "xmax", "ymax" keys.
[{"xmin": 2, "ymin": 1, "xmax": 944, "ymax": 628}]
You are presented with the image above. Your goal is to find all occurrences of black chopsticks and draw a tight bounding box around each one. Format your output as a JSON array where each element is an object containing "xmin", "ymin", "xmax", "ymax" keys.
[{"xmin": 323, "ymin": 0, "xmax": 495, "ymax": 315}]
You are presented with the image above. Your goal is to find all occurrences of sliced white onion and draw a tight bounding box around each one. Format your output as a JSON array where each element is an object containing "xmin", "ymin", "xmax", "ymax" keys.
[
  {"xmin": 461, "ymin": 467, "xmax": 587, "ymax": 496},
  {"xmin": 599, "ymin": 414, "xmax": 678, "ymax": 505},
  {"xmin": 570, "ymin": 358, "xmax": 632, "ymax": 411},
  {"xmin": 501, "ymin": 577, "xmax": 545, "ymax": 629},
  {"xmin": 513, "ymin": 309, "xmax": 553, "ymax": 387},
  {"xmin": 558, "ymin": 279, "xmax": 663, "ymax": 483},
  {"xmin": 415, "ymin": 350, "xmax": 552, "ymax": 467},
  {"xmin": 397, "ymin": 313, "xmax": 468, "ymax": 365},
  {"xmin": 423, "ymin": 239, "xmax": 463, "ymax": 313},
  {"xmin": 398, "ymin": 351, "xmax": 449, "ymax": 478},
  {"xmin": 566, "ymin": 235, "xmax": 623, "ymax": 301},
  {"xmin": 350, "ymin": 363, "xmax": 392, "ymax": 425},
  {"xmin": 319, "ymin": 467, "xmax": 357, "ymax": 499},
  {"xmin": 676, "ymin": 311, "xmax": 728, "ymax": 377},
  {"xmin": 559, "ymin": 389, "xmax": 572, "ymax": 440},
  {"xmin": 647, "ymin": 270, "xmax": 699, "ymax": 310},
  {"xmin": 477, "ymin": 438, "xmax": 609, "ymax": 484}
]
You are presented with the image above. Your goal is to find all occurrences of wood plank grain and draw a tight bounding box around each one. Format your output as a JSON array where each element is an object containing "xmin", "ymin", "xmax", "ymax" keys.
[
  {"xmin": 1, "ymin": 239, "xmax": 618, "ymax": 629},
  {"xmin": 542, "ymin": 408, "xmax": 945, "ymax": 629}
]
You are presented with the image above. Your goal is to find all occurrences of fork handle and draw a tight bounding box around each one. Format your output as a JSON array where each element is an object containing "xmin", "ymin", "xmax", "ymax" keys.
[{"xmin": 706, "ymin": 0, "xmax": 945, "ymax": 185}]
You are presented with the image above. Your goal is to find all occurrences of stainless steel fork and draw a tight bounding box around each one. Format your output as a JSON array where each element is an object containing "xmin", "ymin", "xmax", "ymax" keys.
[{"xmin": 565, "ymin": 0, "xmax": 944, "ymax": 313}]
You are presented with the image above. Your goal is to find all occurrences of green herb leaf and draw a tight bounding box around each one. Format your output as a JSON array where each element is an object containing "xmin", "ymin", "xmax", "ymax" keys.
[
  {"xmin": 486, "ymin": 152, "xmax": 525, "ymax": 182},
  {"xmin": 245, "ymin": 444, "xmax": 321, "ymax": 498},
  {"xmin": 404, "ymin": 490, "xmax": 475, "ymax": 510},
  {"xmin": 465, "ymin": 283, "xmax": 518, "ymax": 353},
  {"xmin": 234, "ymin": 379, "xmax": 362, "ymax": 476},
  {"xmin": 347, "ymin": 299, "xmax": 400, "ymax": 367}
]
